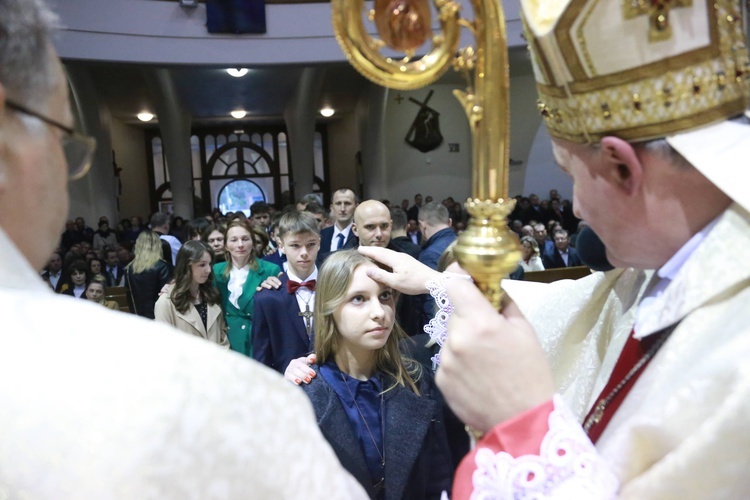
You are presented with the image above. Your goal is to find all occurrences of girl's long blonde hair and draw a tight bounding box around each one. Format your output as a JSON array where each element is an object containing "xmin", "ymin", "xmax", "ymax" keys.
[
  {"xmin": 314, "ymin": 250, "xmax": 421, "ymax": 394},
  {"xmin": 127, "ymin": 231, "xmax": 165, "ymax": 273}
]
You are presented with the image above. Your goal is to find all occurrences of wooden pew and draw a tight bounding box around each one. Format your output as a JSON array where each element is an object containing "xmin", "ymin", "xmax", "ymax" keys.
[{"xmin": 105, "ymin": 286, "xmax": 132, "ymax": 313}]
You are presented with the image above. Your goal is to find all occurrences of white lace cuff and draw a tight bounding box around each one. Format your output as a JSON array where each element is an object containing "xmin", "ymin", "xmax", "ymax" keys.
[
  {"xmin": 424, "ymin": 272, "xmax": 473, "ymax": 366},
  {"xmin": 471, "ymin": 394, "xmax": 619, "ymax": 499}
]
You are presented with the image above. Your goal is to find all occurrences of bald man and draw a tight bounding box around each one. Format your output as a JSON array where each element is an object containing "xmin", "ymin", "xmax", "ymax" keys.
[{"xmin": 352, "ymin": 200, "xmax": 392, "ymax": 248}]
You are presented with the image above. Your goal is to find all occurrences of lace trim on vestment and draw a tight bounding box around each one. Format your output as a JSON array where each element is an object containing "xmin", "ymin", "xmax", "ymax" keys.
[
  {"xmin": 470, "ymin": 395, "xmax": 619, "ymax": 499},
  {"xmin": 424, "ymin": 272, "xmax": 472, "ymax": 366}
]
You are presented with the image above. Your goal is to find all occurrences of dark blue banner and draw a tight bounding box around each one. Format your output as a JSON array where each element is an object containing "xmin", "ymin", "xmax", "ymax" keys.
[{"xmin": 206, "ymin": 0, "xmax": 266, "ymax": 34}]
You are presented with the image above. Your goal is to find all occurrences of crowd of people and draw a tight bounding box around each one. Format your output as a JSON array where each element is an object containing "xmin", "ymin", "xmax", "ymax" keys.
[
  {"xmin": 44, "ymin": 189, "xmax": 585, "ymax": 319},
  {"xmin": 40, "ymin": 188, "xmax": 514, "ymax": 497}
]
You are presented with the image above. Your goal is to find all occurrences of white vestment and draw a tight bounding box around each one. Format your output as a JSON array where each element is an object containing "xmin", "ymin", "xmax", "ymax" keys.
[
  {"xmin": 469, "ymin": 202, "xmax": 750, "ymax": 498},
  {"xmin": 0, "ymin": 228, "xmax": 366, "ymax": 499}
]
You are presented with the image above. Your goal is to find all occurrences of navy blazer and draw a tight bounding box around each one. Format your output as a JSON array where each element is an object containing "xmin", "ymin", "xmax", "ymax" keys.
[
  {"xmin": 251, "ymin": 274, "xmax": 313, "ymax": 373},
  {"xmin": 317, "ymin": 226, "xmax": 358, "ymax": 266},
  {"xmin": 303, "ymin": 365, "xmax": 453, "ymax": 500},
  {"xmin": 104, "ymin": 264, "xmax": 127, "ymax": 287},
  {"xmin": 542, "ymin": 246, "xmax": 583, "ymax": 269}
]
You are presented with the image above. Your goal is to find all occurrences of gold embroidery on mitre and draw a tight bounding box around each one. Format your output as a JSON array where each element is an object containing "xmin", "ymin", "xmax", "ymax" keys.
[
  {"xmin": 527, "ymin": 0, "xmax": 750, "ymax": 143},
  {"xmin": 623, "ymin": 0, "xmax": 693, "ymax": 43},
  {"xmin": 575, "ymin": 1, "xmax": 599, "ymax": 76}
]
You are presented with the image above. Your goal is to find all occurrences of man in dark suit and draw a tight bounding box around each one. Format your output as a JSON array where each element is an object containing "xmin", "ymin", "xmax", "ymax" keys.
[
  {"xmin": 406, "ymin": 193, "xmax": 423, "ymax": 222},
  {"xmin": 406, "ymin": 219, "xmax": 422, "ymax": 246},
  {"xmin": 41, "ymin": 251, "xmax": 64, "ymax": 292},
  {"xmin": 253, "ymin": 211, "xmax": 321, "ymax": 374},
  {"xmin": 103, "ymin": 247, "xmax": 126, "ymax": 287},
  {"xmin": 74, "ymin": 217, "xmax": 94, "ymax": 244},
  {"xmin": 317, "ymin": 188, "xmax": 358, "ymax": 266},
  {"xmin": 388, "ymin": 207, "xmax": 421, "ymax": 259},
  {"xmin": 542, "ymin": 229, "xmax": 582, "ymax": 269},
  {"xmin": 533, "ymin": 222, "xmax": 555, "ymax": 256}
]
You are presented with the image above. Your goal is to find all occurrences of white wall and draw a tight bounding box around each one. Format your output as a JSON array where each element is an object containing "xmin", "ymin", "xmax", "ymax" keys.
[
  {"xmin": 326, "ymin": 112, "xmax": 360, "ymax": 196},
  {"xmin": 325, "ymin": 70, "xmax": 551, "ymax": 205},
  {"xmin": 523, "ymin": 125, "xmax": 573, "ymax": 201},
  {"xmin": 110, "ymin": 119, "xmax": 150, "ymax": 220},
  {"xmin": 382, "ymin": 84, "xmax": 472, "ymax": 204},
  {"xmin": 508, "ymin": 73, "xmax": 544, "ymax": 197},
  {"xmin": 67, "ymin": 67, "xmax": 118, "ymax": 224}
]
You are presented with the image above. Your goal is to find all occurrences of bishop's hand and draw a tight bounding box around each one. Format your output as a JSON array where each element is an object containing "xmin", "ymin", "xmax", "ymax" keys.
[
  {"xmin": 435, "ymin": 277, "xmax": 555, "ymax": 434},
  {"xmin": 357, "ymin": 246, "xmax": 440, "ymax": 295}
]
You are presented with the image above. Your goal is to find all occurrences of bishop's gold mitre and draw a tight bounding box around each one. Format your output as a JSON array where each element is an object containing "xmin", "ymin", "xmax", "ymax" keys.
[{"xmin": 521, "ymin": 0, "xmax": 750, "ymax": 143}]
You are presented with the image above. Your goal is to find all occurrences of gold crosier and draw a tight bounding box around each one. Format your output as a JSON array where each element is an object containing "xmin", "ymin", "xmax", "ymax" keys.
[{"xmin": 331, "ymin": 0, "xmax": 521, "ymax": 309}]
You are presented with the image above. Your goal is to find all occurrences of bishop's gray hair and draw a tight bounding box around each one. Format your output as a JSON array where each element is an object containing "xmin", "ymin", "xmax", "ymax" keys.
[
  {"xmin": 0, "ymin": 0, "xmax": 59, "ymax": 104},
  {"xmin": 636, "ymin": 114, "xmax": 750, "ymax": 172}
]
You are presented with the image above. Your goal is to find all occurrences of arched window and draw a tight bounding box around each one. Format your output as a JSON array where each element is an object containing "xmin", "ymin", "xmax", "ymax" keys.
[
  {"xmin": 146, "ymin": 125, "xmax": 328, "ymax": 215},
  {"xmin": 217, "ymin": 179, "xmax": 266, "ymax": 216}
]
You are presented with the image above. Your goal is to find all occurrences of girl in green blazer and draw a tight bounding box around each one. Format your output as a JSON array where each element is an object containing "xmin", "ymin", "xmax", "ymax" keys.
[{"xmin": 213, "ymin": 219, "xmax": 280, "ymax": 356}]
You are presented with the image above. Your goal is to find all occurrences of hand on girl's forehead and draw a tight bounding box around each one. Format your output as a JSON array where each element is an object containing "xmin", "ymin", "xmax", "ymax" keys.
[{"xmin": 347, "ymin": 263, "xmax": 392, "ymax": 295}]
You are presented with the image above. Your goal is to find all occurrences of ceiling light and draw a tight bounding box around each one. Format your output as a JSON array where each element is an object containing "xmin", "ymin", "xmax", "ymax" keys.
[
  {"xmin": 137, "ymin": 111, "xmax": 154, "ymax": 122},
  {"xmin": 230, "ymin": 110, "xmax": 247, "ymax": 119},
  {"xmin": 227, "ymin": 68, "xmax": 249, "ymax": 77},
  {"xmin": 320, "ymin": 107, "xmax": 335, "ymax": 117}
]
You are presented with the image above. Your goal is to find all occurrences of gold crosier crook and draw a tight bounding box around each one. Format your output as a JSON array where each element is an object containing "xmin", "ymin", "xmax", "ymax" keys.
[{"xmin": 331, "ymin": 0, "xmax": 521, "ymax": 309}]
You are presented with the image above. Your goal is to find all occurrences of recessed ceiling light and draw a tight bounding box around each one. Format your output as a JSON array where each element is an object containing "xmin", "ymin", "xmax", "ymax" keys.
[
  {"xmin": 227, "ymin": 68, "xmax": 249, "ymax": 77},
  {"xmin": 320, "ymin": 107, "xmax": 335, "ymax": 117},
  {"xmin": 137, "ymin": 111, "xmax": 154, "ymax": 122},
  {"xmin": 230, "ymin": 110, "xmax": 247, "ymax": 119}
]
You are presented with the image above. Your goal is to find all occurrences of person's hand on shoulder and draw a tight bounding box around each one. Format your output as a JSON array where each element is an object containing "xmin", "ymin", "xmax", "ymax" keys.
[
  {"xmin": 284, "ymin": 354, "xmax": 317, "ymax": 385},
  {"xmin": 256, "ymin": 272, "xmax": 283, "ymax": 292}
]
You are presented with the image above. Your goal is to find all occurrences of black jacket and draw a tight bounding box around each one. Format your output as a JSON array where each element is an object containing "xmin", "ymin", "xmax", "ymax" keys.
[
  {"xmin": 303, "ymin": 365, "xmax": 453, "ymax": 499},
  {"xmin": 125, "ymin": 261, "xmax": 171, "ymax": 318}
]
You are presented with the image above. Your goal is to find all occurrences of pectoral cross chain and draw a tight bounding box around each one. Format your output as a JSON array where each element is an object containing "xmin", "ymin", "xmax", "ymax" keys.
[{"xmin": 299, "ymin": 304, "xmax": 313, "ymax": 337}]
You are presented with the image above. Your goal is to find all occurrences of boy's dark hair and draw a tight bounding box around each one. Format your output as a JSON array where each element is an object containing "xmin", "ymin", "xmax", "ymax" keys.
[{"xmin": 250, "ymin": 201, "xmax": 271, "ymax": 216}]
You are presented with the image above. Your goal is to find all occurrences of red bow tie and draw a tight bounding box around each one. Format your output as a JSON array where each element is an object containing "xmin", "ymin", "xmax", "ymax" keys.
[{"xmin": 287, "ymin": 280, "xmax": 316, "ymax": 294}]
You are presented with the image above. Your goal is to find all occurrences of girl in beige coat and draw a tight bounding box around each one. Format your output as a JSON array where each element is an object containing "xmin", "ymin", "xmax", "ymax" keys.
[{"xmin": 155, "ymin": 241, "xmax": 229, "ymax": 348}]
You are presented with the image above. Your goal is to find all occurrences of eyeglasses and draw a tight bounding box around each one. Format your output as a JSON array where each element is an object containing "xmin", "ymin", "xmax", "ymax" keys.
[{"xmin": 4, "ymin": 99, "xmax": 96, "ymax": 181}]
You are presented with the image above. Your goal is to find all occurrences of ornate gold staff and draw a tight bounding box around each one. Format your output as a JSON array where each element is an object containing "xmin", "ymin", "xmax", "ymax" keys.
[{"xmin": 331, "ymin": 0, "xmax": 520, "ymax": 309}]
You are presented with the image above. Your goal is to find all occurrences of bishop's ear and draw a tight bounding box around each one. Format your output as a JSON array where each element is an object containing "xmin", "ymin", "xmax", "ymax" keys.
[{"xmin": 599, "ymin": 136, "xmax": 643, "ymax": 196}]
